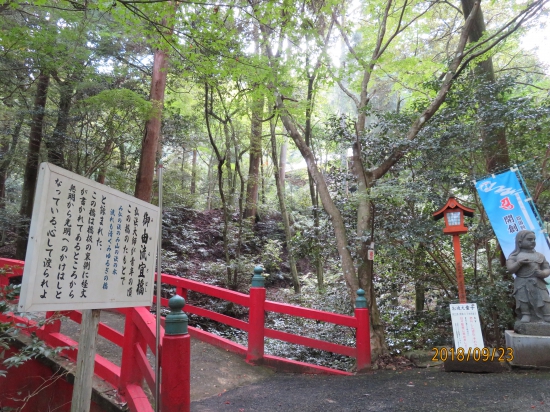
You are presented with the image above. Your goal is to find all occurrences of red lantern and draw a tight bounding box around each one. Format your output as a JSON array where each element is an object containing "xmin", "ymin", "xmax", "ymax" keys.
[{"xmin": 433, "ymin": 196, "xmax": 475, "ymax": 303}]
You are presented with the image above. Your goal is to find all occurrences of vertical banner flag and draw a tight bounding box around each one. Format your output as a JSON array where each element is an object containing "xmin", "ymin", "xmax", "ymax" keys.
[{"xmin": 475, "ymin": 170, "xmax": 550, "ymax": 269}]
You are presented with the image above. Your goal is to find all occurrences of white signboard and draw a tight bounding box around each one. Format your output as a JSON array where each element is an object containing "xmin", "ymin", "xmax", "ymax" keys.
[
  {"xmin": 450, "ymin": 303, "xmax": 484, "ymax": 351},
  {"xmin": 19, "ymin": 163, "xmax": 160, "ymax": 311}
]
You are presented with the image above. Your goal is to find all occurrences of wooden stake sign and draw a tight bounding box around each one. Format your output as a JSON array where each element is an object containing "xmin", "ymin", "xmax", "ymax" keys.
[{"xmin": 70, "ymin": 309, "xmax": 100, "ymax": 412}]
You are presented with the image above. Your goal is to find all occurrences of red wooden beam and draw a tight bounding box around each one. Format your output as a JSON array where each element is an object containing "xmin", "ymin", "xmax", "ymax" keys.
[
  {"xmin": 131, "ymin": 306, "xmax": 162, "ymax": 356},
  {"xmin": 188, "ymin": 326, "xmax": 247, "ymax": 356},
  {"xmin": 135, "ymin": 343, "xmax": 155, "ymax": 394},
  {"xmin": 246, "ymin": 286, "xmax": 265, "ymax": 364},
  {"xmin": 182, "ymin": 303, "xmax": 249, "ymax": 331},
  {"xmin": 159, "ymin": 273, "xmax": 250, "ymax": 306},
  {"xmin": 355, "ymin": 307, "xmax": 371, "ymax": 372},
  {"xmin": 264, "ymin": 301, "xmax": 357, "ymax": 327},
  {"xmin": 125, "ymin": 383, "xmax": 154, "ymax": 412},
  {"xmin": 161, "ymin": 331, "xmax": 191, "ymax": 412},
  {"xmin": 262, "ymin": 354, "xmax": 352, "ymax": 375},
  {"xmin": 265, "ymin": 328, "xmax": 356, "ymax": 357}
]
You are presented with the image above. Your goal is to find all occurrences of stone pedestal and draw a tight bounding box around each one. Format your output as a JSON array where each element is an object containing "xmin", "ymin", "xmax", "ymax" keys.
[
  {"xmin": 505, "ymin": 330, "xmax": 550, "ymax": 368},
  {"xmin": 514, "ymin": 321, "xmax": 550, "ymax": 336},
  {"xmin": 443, "ymin": 357, "xmax": 509, "ymax": 373},
  {"xmin": 404, "ymin": 350, "xmax": 443, "ymax": 368}
]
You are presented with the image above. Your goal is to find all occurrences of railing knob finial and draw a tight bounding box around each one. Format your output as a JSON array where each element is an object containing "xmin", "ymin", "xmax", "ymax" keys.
[
  {"xmin": 251, "ymin": 266, "xmax": 265, "ymax": 287},
  {"xmin": 356, "ymin": 289, "xmax": 368, "ymax": 309},
  {"xmin": 165, "ymin": 295, "xmax": 188, "ymax": 335}
]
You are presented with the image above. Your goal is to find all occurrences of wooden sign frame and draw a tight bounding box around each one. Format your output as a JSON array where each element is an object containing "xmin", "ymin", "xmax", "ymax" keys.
[{"xmin": 19, "ymin": 163, "xmax": 160, "ymax": 312}]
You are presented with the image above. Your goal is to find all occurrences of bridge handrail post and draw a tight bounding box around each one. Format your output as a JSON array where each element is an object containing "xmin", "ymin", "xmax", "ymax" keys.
[
  {"xmin": 246, "ymin": 266, "xmax": 265, "ymax": 364},
  {"xmin": 119, "ymin": 308, "xmax": 145, "ymax": 394},
  {"xmin": 355, "ymin": 289, "xmax": 371, "ymax": 372},
  {"xmin": 161, "ymin": 295, "xmax": 190, "ymax": 412}
]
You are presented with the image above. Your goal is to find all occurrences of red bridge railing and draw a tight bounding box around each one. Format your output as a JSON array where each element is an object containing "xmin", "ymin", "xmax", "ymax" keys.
[
  {"xmin": 0, "ymin": 258, "xmax": 371, "ymax": 412},
  {"xmin": 158, "ymin": 267, "xmax": 371, "ymax": 374}
]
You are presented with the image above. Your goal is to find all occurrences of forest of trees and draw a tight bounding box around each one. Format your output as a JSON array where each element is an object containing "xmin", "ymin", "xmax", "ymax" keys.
[{"xmin": 1, "ymin": 0, "xmax": 550, "ymax": 359}]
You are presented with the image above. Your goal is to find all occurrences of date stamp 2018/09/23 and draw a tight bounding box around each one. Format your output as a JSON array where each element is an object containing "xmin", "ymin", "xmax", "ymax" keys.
[{"xmin": 431, "ymin": 347, "xmax": 513, "ymax": 362}]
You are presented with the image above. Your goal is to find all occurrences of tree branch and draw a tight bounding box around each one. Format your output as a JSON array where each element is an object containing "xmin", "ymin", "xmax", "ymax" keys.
[
  {"xmin": 455, "ymin": 0, "xmax": 549, "ymax": 78},
  {"xmin": 326, "ymin": 64, "xmax": 360, "ymax": 107},
  {"xmin": 378, "ymin": 1, "xmax": 437, "ymax": 58},
  {"xmin": 372, "ymin": 0, "xmax": 481, "ymax": 180},
  {"xmin": 332, "ymin": 12, "xmax": 367, "ymax": 69},
  {"xmin": 534, "ymin": 143, "xmax": 550, "ymax": 203}
]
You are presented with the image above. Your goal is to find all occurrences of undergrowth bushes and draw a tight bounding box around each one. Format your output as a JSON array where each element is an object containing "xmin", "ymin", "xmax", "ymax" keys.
[
  {"xmin": 160, "ymin": 207, "xmax": 517, "ymax": 366},
  {"xmin": 383, "ymin": 306, "xmax": 453, "ymax": 354}
]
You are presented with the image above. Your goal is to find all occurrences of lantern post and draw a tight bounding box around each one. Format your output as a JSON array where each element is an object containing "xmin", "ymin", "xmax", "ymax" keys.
[{"xmin": 433, "ymin": 196, "xmax": 475, "ymax": 304}]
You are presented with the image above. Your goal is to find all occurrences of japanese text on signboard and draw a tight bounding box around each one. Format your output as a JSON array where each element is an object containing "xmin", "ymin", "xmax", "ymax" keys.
[
  {"xmin": 450, "ymin": 303, "xmax": 484, "ymax": 351},
  {"xmin": 19, "ymin": 163, "xmax": 159, "ymax": 311}
]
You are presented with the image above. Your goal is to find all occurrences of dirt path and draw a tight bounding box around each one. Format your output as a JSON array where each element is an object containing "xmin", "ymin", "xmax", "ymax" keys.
[
  {"xmin": 8, "ymin": 217, "xmax": 549, "ymax": 412},
  {"xmin": 190, "ymin": 367, "xmax": 550, "ymax": 411},
  {"xmin": 35, "ymin": 310, "xmax": 550, "ymax": 411},
  {"xmin": 59, "ymin": 310, "xmax": 274, "ymax": 401}
]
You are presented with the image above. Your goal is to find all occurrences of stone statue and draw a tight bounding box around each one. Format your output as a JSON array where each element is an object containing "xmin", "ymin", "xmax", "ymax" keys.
[{"xmin": 506, "ymin": 230, "xmax": 550, "ymax": 323}]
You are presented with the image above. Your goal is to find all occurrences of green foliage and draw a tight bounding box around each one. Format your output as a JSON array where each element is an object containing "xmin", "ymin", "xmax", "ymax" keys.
[
  {"xmin": 1, "ymin": 335, "xmax": 68, "ymax": 371},
  {"xmin": 0, "ymin": 0, "xmax": 549, "ymax": 367},
  {"xmin": 260, "ymin": 239, "xmax": 283, "ymax": 275},
  {"xmin": 261, "ymin": 260, "xmax": 355, "ymax": 370},
  {"xmin": 383, "ymin": 307, "xmax": 453, "ymax": 355},
  {"xmin": 0, "ymin": 268, "xmax": 69, "ymax": 379},
  {"xmin": 0, "ymin": 274, "xmax": 67, "ymax": 378},
  {"xmin": 468, "ymin": 277, "xmax": 516, "ymax": 344},
  {"xmin": 290, "ymin": 209, "xmax": 336, "ymax": 267},
  {"xmin": 321, "ymin": 71, "xmax": 550, "ymax": 351},
  {"xmin": 197, "ymin": 261, "xmax": 228, "ymax": 284}
]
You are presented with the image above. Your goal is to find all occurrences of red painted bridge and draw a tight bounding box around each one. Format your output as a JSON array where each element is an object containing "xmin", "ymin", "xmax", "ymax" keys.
[{"xmin": 0, "ymin": 258, "xmax": 371, "ymax": 411}]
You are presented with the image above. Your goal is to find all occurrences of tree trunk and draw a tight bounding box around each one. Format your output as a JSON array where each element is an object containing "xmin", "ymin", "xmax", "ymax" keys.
[
  {"xmin": 415, "ymin": 281, "xmax": 425, "ymax": 313},
  {"xmin": 118, "ymin": 143, "xmax": 126, "ymax": 171},
  {"xmin": 460, "ymin": 0, "xmax": 510, "ymax": 173},
  {"xmin": 533, "ymin": 143, "xmax": 550, "ymax": 203},
  {"xmin": 206, "ymin": 153, "xmax": 214, "ymax": 210},
  {"xmin": 231, "ymin": 142, "xmax": 246, "ymax": 290},
  {"xmin": 15, "ymin": 72, "xmax": 50, "ymax": 259},
  {"xmin": 96, "ymin": 173, "xmax": 106, "ymax": 185},
  {"xmin": 0, "ymin": 113, "xmax": 23, "ymax": 209},
  {"xmin": 134, "ymin": 48, "xmax": 169, "ymax": 201},
  {"xmin": 276, "ymin": 94, "xmax": 359, "ymax": 295},
  {"xmin": 96, "ymin": 139, "xmax": 114, "ymax": 185},
  {"xmin": 414, "ymin": 246, "xmax": 427, "ymax": 313},
  {"xmin": 46, "ymin": 78, "xmax": 74, "ymax": 167},
  {"xmin": 223, "ymin": 121, "xmax": 236, "ymax": 209},
  {"xmin": 190, "ymin": 148, "xmax": 197, "ymax": 194},
  {"xmin": 244, "ymin": 25, "xmax": 263, "ymax": 220},
  {"xmin": 260, "ymin": 151, "xmax": 265, "ymax": 204},
  {"xmin": 270, "ymin": 117, "xmax": 300, "ymax": 293},
  {"xmin": 180, "ymin": 148, "xmax": 186, "ymax": 188},
  {"xmin": 460, "ymin": 0, "xmax": 495, "ymax": 81},
  {"xmin": 461, "ymin": 0, "xmax": 510, "ymax": 269},
  {"xmin": 279, "ymin": 138, "xmax": 287, "ymax": 184},
  {"xmin": 204, "ymin": 83, "xmax": 232, "ymax": 287},
  {"xmin": 244, "ymin": 94, "xmax": 263, "ymax": 220},
  {"xmin": 303, "ymin": 71, "xmax": 324, "ymax": 290}
]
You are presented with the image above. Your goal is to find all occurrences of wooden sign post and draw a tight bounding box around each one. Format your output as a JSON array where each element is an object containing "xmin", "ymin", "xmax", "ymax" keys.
[{"xmin": 70, "ymin": 309, "xmax": 100, "ymax": 412}]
